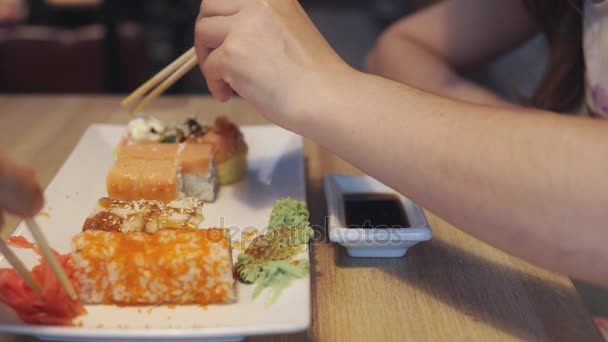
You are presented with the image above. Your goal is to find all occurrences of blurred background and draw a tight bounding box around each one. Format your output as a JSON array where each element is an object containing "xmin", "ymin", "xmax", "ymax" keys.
[{"xmin": 0, "ymin": 0, "xmax": 546, "ymax": 101}]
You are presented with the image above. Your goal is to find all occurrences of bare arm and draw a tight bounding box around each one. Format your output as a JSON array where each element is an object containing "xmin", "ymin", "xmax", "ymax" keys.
[
  {"xmin": 195, "ymin": 0, "xmax": 608, "ymax": 286},
  {"xmin": 308, "ymin": 71, "xmax": 608, "ymax": 286},
  {"xmin": 366, "ymin": 0, "xmax": 538, "ymax": 106}
]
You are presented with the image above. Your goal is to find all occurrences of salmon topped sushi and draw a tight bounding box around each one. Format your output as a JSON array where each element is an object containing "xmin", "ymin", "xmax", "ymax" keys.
[
  {"xmin": 107, "ymin": 141, "xmax": 217, "ymax": 202},
  {"xmin": 178, "ymin": 143, "xmax": 216, "ymax": 200},
  {"xmin": 124, "ymin": 115, "xmax": 248, "ymax": 185},
  {"xmin": 107, "ymin": 159, "xmax": 179, "ymax": 202},
  {"xmin": 179, "ymin": 143, "xmax": 214, "ymax": 173}
]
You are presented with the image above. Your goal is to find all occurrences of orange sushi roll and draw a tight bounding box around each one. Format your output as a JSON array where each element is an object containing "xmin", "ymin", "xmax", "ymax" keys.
[
  {"xmin": 178, "ymin": 143, "xmax": 216, "ymax": 200},
  {"xmin": 107, "ymin": 142, "xmax": 217, "ymax": 202},
  {"xmin": 71, "ymin": 229, "xmax": 235, "ymax": 305},
  {"xmin": 117, "ymin": 143, "xmax": 213, "ymax": 173},
  {"xmin": 122, "ymin": 116, "xmax": 247, "ymax": 186},
  {"xmin": 107, "ymin": 159, "xmax": 179, "ymax": 202},
  {"xmin": 179, "ymin": 143, "xmax": 214, "ymax": 174}
]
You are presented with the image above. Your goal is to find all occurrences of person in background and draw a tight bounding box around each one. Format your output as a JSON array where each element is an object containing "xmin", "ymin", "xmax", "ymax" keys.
[
  {"xmin": 365, "ymin": 0, "xmax": 598, "ymax": 113},
  {"xmin": 366, "ymin": 0, "xmax": 608, "ymax": 334},
  {"xmin": 194, "ymin": 0, "xmax": 608, "ymax": 336}
]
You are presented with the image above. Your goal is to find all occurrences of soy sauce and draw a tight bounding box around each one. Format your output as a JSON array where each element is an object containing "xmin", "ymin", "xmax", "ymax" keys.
[{"xmin": 343, "ymin": 193, "xmax": 409, "ymax": 228}]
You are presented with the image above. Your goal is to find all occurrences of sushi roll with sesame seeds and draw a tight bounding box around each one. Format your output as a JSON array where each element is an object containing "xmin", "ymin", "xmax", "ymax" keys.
[{"xmin": 82, "ymin": 197, "xmax": 204, "ymax": 234}]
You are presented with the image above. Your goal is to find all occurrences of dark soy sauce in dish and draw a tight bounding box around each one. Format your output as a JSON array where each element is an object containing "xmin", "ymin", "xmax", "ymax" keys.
[{"xmin": 343, "ymin": 193, "xmax": 410, "ymax": 228}]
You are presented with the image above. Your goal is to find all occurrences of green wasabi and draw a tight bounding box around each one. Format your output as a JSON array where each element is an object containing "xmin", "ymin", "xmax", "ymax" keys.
[
  {"xmin": 235, "ymin": 197, "xmax": 313, "ymax": 307},
  {"xmin": 252, "ymin": 259, "xmax": 309, "ymax": 307},
  {"xmin": 269, "ymin": 198, "xmax": 312, "ymax": 234}
]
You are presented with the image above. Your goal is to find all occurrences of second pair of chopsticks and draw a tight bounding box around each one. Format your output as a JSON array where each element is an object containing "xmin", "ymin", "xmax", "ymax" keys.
[
  {"xmin": 122, "ymin": 47, "xmax": 198, "ymax": 114},
  {"xmin": 0, "ymin": 219, "xmax": 77, "ymax": 299}
]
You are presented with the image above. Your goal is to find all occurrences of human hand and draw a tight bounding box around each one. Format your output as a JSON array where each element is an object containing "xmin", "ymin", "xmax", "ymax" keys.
[
  {"xmin": 0, "ymin": 0, "xmax": 28, "ymax": 26},
  {"xmin": 0, "ymin": 154, "xmax": 43, "ymax": 228},
  {"xmin": 195, "ymin": 0, "xmax": 353, "ymax": 132}
]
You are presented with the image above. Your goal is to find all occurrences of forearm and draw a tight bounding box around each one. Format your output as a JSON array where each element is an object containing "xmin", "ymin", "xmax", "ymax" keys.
[
  {"xmin": 304, "ymin": 70, "xmax": 608, "ymax": 286},
  {"xmin": 367, "ymin": 33, "xmax": 514, "ymax": 107}
]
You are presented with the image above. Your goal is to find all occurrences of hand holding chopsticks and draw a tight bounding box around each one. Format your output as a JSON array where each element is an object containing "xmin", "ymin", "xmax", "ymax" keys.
[
  {"xmin": 0, "ymin": 155, "xmax": 76, "ymax": 299},
  {"xmin": 122, "ymin": 47, "xmax": 198, "ymax": 115}
]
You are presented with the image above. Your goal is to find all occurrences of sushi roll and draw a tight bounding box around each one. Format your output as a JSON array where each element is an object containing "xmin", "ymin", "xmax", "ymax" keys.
[
  {"xmin": 199, "ymin": 117, "xmax": 248, "ymax": 185},
  {"xmin": 71, "ymin": 229, "xmax": 235, "ymax": 305},
  {"xmin": 82, "ymin": 197, "xmax": 204, "ymax": 233},
  {"xmin": 178, "ymin": 143, "xmax": 217, "ymax": 200},
  {"xmin": 123, "ymin": 115, "xmax": 247, "ymax": 185},
  {"xmin": 107, "ymin": 159, "xmax": 180, "ymax": 202},
  {"xmin": 108, "ymin": 142, "xmax": 217, "ymax": 202}
]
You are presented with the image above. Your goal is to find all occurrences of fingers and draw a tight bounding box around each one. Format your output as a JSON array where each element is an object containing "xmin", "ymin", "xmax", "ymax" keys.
[
  {"xmin": 202, "ymin": 47, "xmax": 233, "ymax": 101},
  {"xmin": 195, "ymin": 15, "xmax": 232, "ymax": 50},
  {"xmin": 194, "ymin": 32, "xmax": 211, "ymax": 81},
  {"xmin": 0, "ymin": 156, "xmax": 43, "ymax": 217},
  {"xmin": 195, "ymin": 14, "xmax": 235, "ymax": 101},
  {"xmin": 199, "ymin": 0, "xmax": 243, "ymax": 18}
]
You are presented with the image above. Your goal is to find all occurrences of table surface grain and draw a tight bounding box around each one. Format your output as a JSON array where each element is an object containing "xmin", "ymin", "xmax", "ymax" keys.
[{"xmin": 0, "ymin": 95, "xmax": 601, "ymax": 342}]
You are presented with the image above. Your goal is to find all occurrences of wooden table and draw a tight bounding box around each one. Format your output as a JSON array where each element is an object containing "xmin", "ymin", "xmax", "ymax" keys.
[{"xmin": 0, "ymin": 95, "xmax": 602, "ymax": 342}]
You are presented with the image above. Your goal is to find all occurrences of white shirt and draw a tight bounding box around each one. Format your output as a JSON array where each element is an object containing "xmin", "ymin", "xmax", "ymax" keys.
[{"xmin": 584, "ymin": 0, "xmax": 608, "ymax": 117}]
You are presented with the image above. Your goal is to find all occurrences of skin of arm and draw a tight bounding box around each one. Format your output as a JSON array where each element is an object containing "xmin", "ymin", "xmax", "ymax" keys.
[
  {"xmin": 0, "ymin": 154, "xmax": 43, "ymax": 228},
  {"xmin": 366, "ymin": 0, "xmax": 538, "ymax": 107},
  {"xmin": 309, "ymin": 70, "xmax": 608, "ymax": 286},
  {"xmin": 195, "ymin": 0, "xmax": 608, "ymax": 286}
]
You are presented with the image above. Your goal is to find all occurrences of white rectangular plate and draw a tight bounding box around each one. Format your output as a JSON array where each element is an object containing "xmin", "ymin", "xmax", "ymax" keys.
[{"xmin": 0, "ymin": 124, "xmax": 309, "ymax": 341}]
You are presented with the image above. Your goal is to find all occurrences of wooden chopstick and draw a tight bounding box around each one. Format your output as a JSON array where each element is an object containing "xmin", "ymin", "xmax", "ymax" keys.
[
  {"xmin": 129, "ymin": 55, "xmax": 198, "ymax": 114},
  {"xmin": 122, "ymin": 47, "xmax": 195, "ymax": 107},
  {"xmin": 122, "ymin": 47, "xmax": 198, "ymax": 114},
  {"xmin": 25, "ymin": 219, "xmax": 78, "ymax": 300},
  {"xmin": 0, "ymin": 239, "xmax": 42, "ymax": 295}
]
